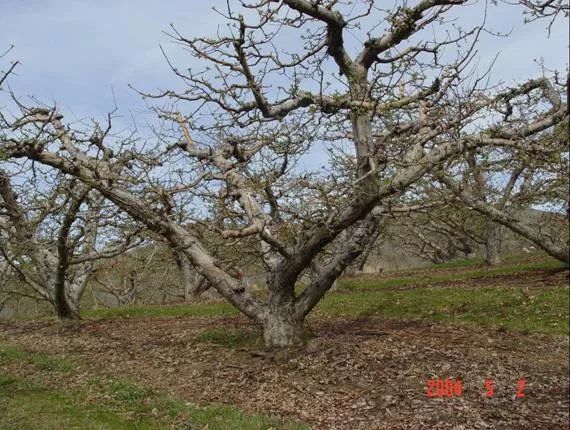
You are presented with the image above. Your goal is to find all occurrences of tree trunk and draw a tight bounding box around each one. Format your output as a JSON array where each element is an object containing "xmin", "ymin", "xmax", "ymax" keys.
[
  {"xmin": 264, "ymin": 278, "xmax": 303, "ymax": 348},
  {"xmin": 353, "ymin": 226, "xmax": 381, "ymax": 273},
  {"xmin": 54, "ymin": 290, "xmax": 80, "ymax": 320},
  {"xmin": 263, "ymin": 307, "xmax": 303, "ymax": 348},
  {"xmin": 174, "ymin": 250, "xmax": 213, "ymax": 300},
  {"xmin": 484, "ymin": 221, "xmax": 502, "ymax": 266},
  {"xmin": 175, "ymin": 251, "xmax": 195, "ymax": 301},
  {"xmin": 446, "ymin": 182, "xmax": 569, "ymax": 264}
]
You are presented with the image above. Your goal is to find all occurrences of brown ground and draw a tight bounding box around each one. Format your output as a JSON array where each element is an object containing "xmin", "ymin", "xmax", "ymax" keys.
[{"xmin": 1, "ymin": 312, "xmax": 568, "ymax": 430}]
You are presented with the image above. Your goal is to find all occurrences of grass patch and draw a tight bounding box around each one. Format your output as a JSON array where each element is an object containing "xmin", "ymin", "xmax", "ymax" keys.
[
  {"xmin": 0, "ymin": 343, "xmax": 308, "ymax": 430},
  {"xmin": 80, "ymin": 257, "xmax": 568, "ymax": 336},
  {"xmin": 428, "ymin": 258, "xmax": 485, "ymax": 269},
  {"xmin": 93, "ymin": 377, "xmax": 306, "ymax": 430},
  {"xmin": 0, "ymin": 344, "xmax": 73, "ymax": 372},
  {"xmin": 317, "ymin": 285, "xmax": 570, "ymax": 335},
  {"xmin": 339, "ymin": 258, "xmax": 567, "ymax": 291},
  {"xmin": 84, "ymin": 302, "xmax": 238, "ymax": 320},
  {"xmin": 195, "ymin": 327, "xmax": 263, "ymax": 348},
  {"xmin": 0, "ymin": 375, "xmax": 157, "ymax": 430},
  {"xmin": 427, "ymin": 253, "xmax": 539, "ymax": 270}
]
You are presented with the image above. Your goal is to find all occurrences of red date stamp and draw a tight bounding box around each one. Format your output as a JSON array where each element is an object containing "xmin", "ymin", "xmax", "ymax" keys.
[
  {"xmin": 426, "ymin": 378, "xmax": 526, "ymax": 398},
  {"xmin": 427, "ymin": 378, "xmax": 463, "ymax": 397}
]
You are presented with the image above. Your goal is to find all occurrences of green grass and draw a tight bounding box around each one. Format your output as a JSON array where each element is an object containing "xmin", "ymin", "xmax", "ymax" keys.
[
  {"xmin": 426, "ymin": 253, "xmax": 535, "ymax": 270},
  {"xmin": 426, "ymin": 257, "xmax": 486, "ymax": 269},
  {"xmin": 0, "ymin": 375, "xmax": 158, "ymax": 430},
  {"xmin": 339, "ymin": 259, "xmax": 567, "ymax": 291},
  {"xmin": 84, "ymin": 301, "xmax": 238, "ymax": 319},
  {"xmin": 93, "ymin": 378, "xmax": 306, "ymax": 430},
  {"xmin": 0, "ymin": 344, "xmax": 73, "ymax": 372},
  {"xmin": 317, "ymin": 285, "xmax": 569, "ymax": 335},
  {"xmin": 82, "ymin": 257, "xmax": 569, "ymax": 336},
  {"xmin": 0, "ymin": 343, "xmax": 308, "ymax": 430}
]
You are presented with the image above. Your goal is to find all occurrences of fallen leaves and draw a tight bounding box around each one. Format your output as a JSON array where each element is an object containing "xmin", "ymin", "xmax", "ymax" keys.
[{"xmin": 1, "ymin": 314, "xmax": 568, "ymax": 429}]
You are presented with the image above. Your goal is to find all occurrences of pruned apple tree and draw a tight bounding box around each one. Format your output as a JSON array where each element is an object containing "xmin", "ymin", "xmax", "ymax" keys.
[{"xmin": 1, "ymin": 1, "xmax": 568, "ymax": 346}]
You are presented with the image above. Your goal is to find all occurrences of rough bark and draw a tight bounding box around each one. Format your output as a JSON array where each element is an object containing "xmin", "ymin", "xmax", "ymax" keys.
[
  {"xmin": 264, "ymin": 269, "xmax": 302, "ymax": 347},
  {"xmin": 351, "ymin": 226, "xmax": 381, "ymax": 274},
  {"xmin": 263, "ymin": 302, "xmax": 303, "ymax": 348},
  {"xmin": 174, "ymin": 250, "xmax": 198, "ymax": 300},
  {"xmin": 484, "ymin": 221, "xmax": 502, "ymax": 266}
]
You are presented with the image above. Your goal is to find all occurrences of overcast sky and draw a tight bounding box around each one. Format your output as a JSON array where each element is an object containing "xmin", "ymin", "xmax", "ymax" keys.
[{"xmin": 1, "ymin": 0, "xmax": 568, "ymax": 137}]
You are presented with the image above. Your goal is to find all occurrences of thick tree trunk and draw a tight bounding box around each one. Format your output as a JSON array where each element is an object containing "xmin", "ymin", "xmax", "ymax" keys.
[
  {"xmin": 263, "ymin": 307, "xmax": 303, "ymax": 348},
  {"xmin": 264, "ymin": 277, "xmax": 303, "ymax": 348},
  {"xmin": 484, "ymin": 221, "xmax": 502, "ymax": 266}
]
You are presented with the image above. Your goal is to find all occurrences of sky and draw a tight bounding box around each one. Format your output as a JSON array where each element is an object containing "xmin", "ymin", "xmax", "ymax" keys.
[{"xmin": 1, "ymin": 0, "xmax": 568, "ymax": 154}]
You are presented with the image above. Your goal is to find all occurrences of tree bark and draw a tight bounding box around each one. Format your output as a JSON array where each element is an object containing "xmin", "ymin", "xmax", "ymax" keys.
[
  {"xmin": 54, "ymin": 287, "xmax": 80, "ymax": 320},
  {"xmin": 263, "ymin": 306, "xmax": 303, "ymax": 348},
  {"xmin": 264, "ymin": 275, "xmax": 302, "ymax": 347},
  {"xmin": 484, "ymin": 221, "xmax": 502, "ymax": 266},
  {"xmin": 354, "ymin": 226, "xmax": 381, "ymax": 273}
]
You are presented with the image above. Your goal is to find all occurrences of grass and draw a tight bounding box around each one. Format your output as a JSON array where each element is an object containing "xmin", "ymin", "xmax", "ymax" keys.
[
  {"xmin": 0, "ymin": 343, "xmax": 308, "ymax": 430},
  {"xmin": 0, "ymin": 344, "xmax": 73, "ymax": 372},
  {"xmin": 317, "ymin": 284, "xmax": 569, "ymax": 335},
  {"xmin": 426, "ymin": 253, "xmax": 533, "ymax": 270},
  {"xmin": 0, "ymin": 375, "xmax": 156, "ymax": 430},
  {"xmin": 339, "ymin": 258, "xmax": 567, "ymax": 291},
  {"xmin": 84, "ymin": 301, "xmax": 237, "ymax": 319},
  {"xmin": 84, "ymin": 256, "xmax": 569, "ymax": 336}
]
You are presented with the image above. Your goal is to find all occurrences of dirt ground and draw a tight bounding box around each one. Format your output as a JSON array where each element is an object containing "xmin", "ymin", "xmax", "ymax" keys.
[{"xmin": 1, "ymin": 311, "xmax": 568, "ymax": 430}]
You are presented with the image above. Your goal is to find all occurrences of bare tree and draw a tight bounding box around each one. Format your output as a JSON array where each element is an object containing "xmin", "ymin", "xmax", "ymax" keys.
[
  {"xmin": 0, "ymin": 166, "xmax": 142, "ymax": 319},
  {"xmin": 1, "ymin": 2, "xmax": 568, "ymax": 345},
  {"xmin": 436, "ymin": 87, "xmax": 569, "ymax": 263},
  {"xmin": 395, "ymin": 209, "xmax": 477, "ymax": 264},
  {"xmin": 439, "ymin": 176, "xmax": 569, "ymax": 263},
  {"xmin": 516, "ymin": 0, "xmax": 569, "ymax": 31}
]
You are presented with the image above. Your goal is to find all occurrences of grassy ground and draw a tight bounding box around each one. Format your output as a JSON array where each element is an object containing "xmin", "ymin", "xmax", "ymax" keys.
[
  {"xmin": 317, "ymin": 284, "xmax": 568, "ymax": 334},
  {"xmin": 84, "ymin": 301, "xmax": 237, "ymax": 320},
  {"xmin": 0, "ymin": 343, "xmax": 307, "ymax": 430},
  {"xmin": 318, "ymin": 258, "xmax": 569, "ymax": 335},
  {"xmin": 83, "ymin": 257, "xmax": 569, "ymax": 335},
  {"xmin": 338, "ymin": 258, "xmax": 566, "ymax": 290},
  {"xmin": 1, "ymin": 255, "xmax": 568, "ymax": 429}
]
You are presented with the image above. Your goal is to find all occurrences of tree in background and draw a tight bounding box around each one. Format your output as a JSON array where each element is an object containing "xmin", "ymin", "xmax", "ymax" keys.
[
  {"xmin": 437, "ymin": 85, "xmax": 569, "ymax": 264},
  {"xmin": 0, "ymin": 164, "xmax": 142, "ymax": 319}
]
